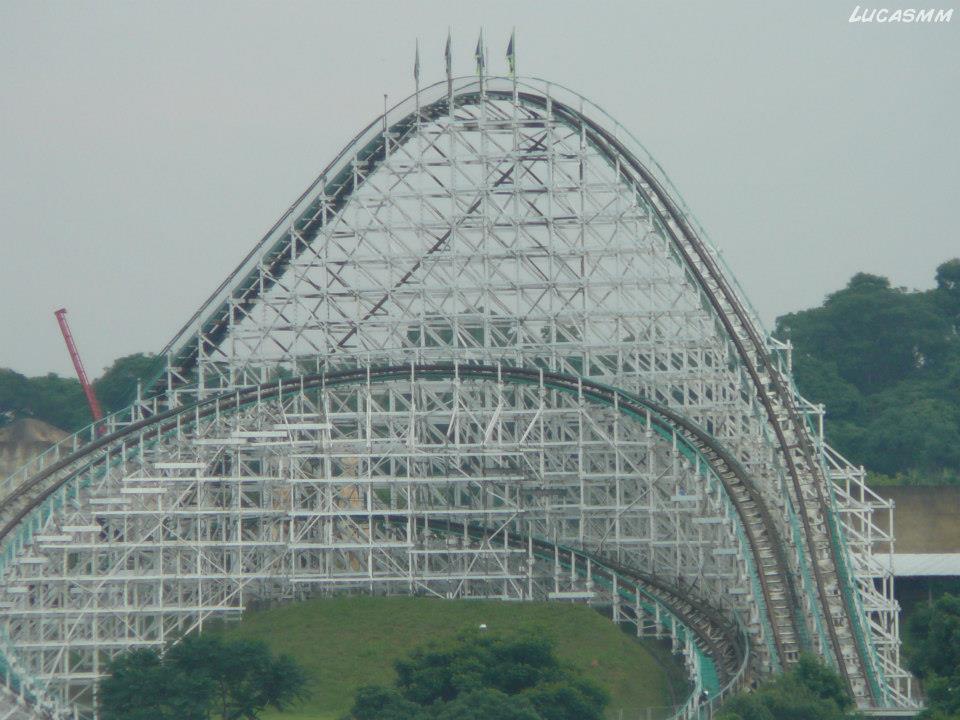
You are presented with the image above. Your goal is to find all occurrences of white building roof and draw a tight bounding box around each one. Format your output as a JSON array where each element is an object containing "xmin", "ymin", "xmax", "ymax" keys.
[{"xmin": 891, "ymin": 553, "xmax": 960, "ymax": 576}]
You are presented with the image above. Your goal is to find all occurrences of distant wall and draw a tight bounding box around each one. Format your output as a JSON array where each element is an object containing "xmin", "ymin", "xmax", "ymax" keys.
[
  {"xmin": 873, "ymin": 486, "xmax": 960, "ymax": 553},
  {"xmin": 0, "ymin": 419, "xmax": 67, "ymax": 481},
  {"xmin": 0, "ymin": 441, "xmax": 49, "ymax": 480}
]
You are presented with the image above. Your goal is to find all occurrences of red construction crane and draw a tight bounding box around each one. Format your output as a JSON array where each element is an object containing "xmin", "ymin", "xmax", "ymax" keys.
[{"xmin": 54, "ymin": 308, "xmax": 105, "ymax": 424}]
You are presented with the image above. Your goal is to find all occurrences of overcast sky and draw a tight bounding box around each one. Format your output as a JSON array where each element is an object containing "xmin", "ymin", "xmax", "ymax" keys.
[{"xmin": 1, "ymin": 0, "xmax": 957, "ymax": 377}]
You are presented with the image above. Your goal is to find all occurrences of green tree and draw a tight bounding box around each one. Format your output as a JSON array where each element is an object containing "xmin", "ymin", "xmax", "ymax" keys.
[
  {"xmin": 167, "ymin": 635, "xmax": 306, "ymax": 720},
  {"xmin": 778, "ymin": 273, "xmax": 952, "ymax": 395},
  {"xmin": 0, "ymin": 352, "xmax": 158, "ymax": 432},
  {"xmin": 434, "ymin": 689, "xmax": 541, "ymax": 720},
  {"xmin": 906, "ymin": 593, "xmax": 960, "ymax": 719},
  {"xmin": 0, "ymin": 369, "xmax": 33, "ymax": 427},
  {"xmin": 908, "ymin": 594, "xmax": 960, "ymax": 680},
  {"xmin": 862, "ymin": 397, "xmax": 960, "ymax": 475},
  {"xmin": 100, "ymin": 635, "xmax": 306, "ymax": 720},
  {"xmin": 1, "ymin": 369, "xmax": 100, "ymax": 430},
  {"xmin": 775, "ymin": 259, "xmax": 960, "ymax": 482},
  {"xmin": 345, "ymin": 633, "xmax": 607, "ymax": 720},
  {"xmin": 936, "ymin": 259, "xmax": 960, "ymax": 331},
  {"xmin": 99, "ymin": 648, "xmax": 208, "ymax": 720},
  {"xmin": 94, "ymin": 353, "xmax": 159, "ymax": 412},
  {"xmin": 936, "ymin": 259, "xmax": 960, "ymax": 298},
  {"xmin": 348, "ymin": 687, "xmax": 425, "ymax": 720},
  {"xmin": 24, "ymin": 373, "xmax": 88, "ymax": 430},
  {"xmin": 716, "ymin": 654, "xmax": 854, "ymax": 720}
]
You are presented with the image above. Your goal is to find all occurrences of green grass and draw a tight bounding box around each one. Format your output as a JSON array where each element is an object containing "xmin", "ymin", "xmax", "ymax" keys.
[{"xmin": 216, "ymin": 596, "xmax": 687, "ymax": 720}]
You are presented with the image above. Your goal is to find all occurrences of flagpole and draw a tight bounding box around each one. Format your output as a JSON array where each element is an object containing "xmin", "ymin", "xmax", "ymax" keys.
[
  {"xmin": 482, "ymin": 28, "xmax": 486, "ymax": 97},
  {"xmin": 508, "ymin": 29, "xmax": 517, "ymax": 103},
  {"xmin": 475, "ymin": 28, "xmax": 485, "ymax": 98},
  {"xmin": 445, "ymin": 30, "xmax": 453, "ymax": 116},
  {"xmin": 414, "ymin": 39, "xmax": 421, "ymax": 124}
]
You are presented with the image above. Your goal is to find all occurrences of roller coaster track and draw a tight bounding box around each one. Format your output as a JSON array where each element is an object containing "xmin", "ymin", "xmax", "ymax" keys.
[
  {"xmin": 537, "ymin": 90, "xmax": 875, "ymax": 699},
  {"xmin": 0, "ymin": 364, "xmax": 801, "ymax": 684},
  {"xmin": 426, "ymin": 519, "xmax": 752, "ymax": 719},
  {"xmin": 402, "ymin": 515, "xmax": 748, "ymax": 687},
  {"xmin": 0, "ymin": 65, "xmax": 916, "ymax": 717},
  {"xmin": 148, "ymin": 81, "xmax": 877, "ymax": 700},
  {"xmin": 531, "ymin": 537, "xmax": 747, "ymax": 686},
  {"xmin": 0, "ymin": 509, "xmax": 751, "ymax": 720}
]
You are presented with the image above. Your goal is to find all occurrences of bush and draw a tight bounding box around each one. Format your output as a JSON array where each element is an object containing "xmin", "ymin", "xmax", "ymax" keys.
[
  {"xmin": 715, "ymin": 654, "xmax": 854, "ymax": 720},
  {"xmin": 344, "ymin": 632, "xmax": 608, "ymax": 720},
  {"xmin": 100, "ymin": 634, "xmax": 306, "ymax": 720}
]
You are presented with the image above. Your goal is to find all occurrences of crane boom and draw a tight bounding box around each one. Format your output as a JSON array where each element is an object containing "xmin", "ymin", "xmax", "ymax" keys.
[{"xmin": 54, "ymin": 308, "xmax": 104, "ymax": 423}]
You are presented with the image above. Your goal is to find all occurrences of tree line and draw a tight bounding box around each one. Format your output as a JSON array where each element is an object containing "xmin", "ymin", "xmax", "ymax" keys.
[
  {"xmin": 0, "ymin": 353, "xmax": 159, "ymax": 431},
  {"xmin": 776, "ymin": 258, "xmax": 960, "ymax": 483},
  {"xmin": 102, "ymin": 631, "xmax": 606, "ymax": 720},
  {"xmin": 102, "ymin": 624, "xmax": 871, "ymax": 720}
]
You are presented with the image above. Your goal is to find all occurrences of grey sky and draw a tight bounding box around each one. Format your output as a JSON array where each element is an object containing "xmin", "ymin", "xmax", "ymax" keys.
[{"xmin": 1, "ymin": 0, "xmax": 957, "ymax": 378}]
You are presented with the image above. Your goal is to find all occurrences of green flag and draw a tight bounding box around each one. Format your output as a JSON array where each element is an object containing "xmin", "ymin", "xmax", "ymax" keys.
[
  {"xmin": 414, "ymin": 40, "xmax": 420, "ymax": 85},
  {"xmin": 475, "ymin": 31, "xmax": 485, "ymax": 76}
]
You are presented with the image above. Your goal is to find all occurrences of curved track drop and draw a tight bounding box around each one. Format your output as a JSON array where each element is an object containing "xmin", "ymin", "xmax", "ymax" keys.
[{"xmin": 0, "ymin": 76, "xmax": 915, "ymax": 718}]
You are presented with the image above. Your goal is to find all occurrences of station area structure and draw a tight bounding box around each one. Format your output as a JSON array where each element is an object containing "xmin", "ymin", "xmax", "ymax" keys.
[{"xmin": 0, "ymin": 74, "xmax": 917, "ymax": 719}]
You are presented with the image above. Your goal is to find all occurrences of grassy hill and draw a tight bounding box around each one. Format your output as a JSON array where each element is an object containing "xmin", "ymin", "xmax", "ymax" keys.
[{"xmin": 216, "ymin": 596, "xmax": 687, "ymax": 720}]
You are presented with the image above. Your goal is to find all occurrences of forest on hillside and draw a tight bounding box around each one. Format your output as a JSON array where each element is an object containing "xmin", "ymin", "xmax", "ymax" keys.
[
  {"xmin": 776, "ymin": 259, "xmax": 960, "ymax": 484},
  {"xmin": 0, "ymin": 353, "xmax": 159, "ymax": 432},
  {"xmin": 1, "ymin": 258, "xmax": 958, "ymax": 485}
]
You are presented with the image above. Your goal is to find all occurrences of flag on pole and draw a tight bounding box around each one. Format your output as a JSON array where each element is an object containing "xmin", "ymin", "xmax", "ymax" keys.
[
  {"xmin": 414, "ymin": 39, "xmax": 421, "ymax": 120},
  {"xmin": 414, "ymin": 39, "xmax": 420, "ymax": 85},
  {"xmin": 444, "ymin": 30, "xmax": 453, "ymax": 103},
  {"xmin": 506, "ymin": 30, "xmax": 516, "ymax": 77},
  {"xmin": 444, "ymin": 31, "xmax": 452, "ymax": 78},
  {"xmin": 475, "ymin": 31, "xmax": 485, "ymax": 76}
]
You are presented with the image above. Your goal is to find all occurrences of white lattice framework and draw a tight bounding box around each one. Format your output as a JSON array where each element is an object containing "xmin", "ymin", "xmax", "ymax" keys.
[
  {"xmin": 0, "ymin": 75, "xmax": 913, "ymax": 718},
  {"xmin": 0, "ymin": 369, "xmax": 766, "ymax": 715}
]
